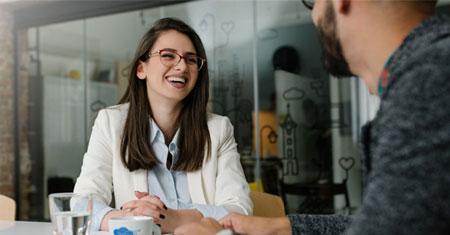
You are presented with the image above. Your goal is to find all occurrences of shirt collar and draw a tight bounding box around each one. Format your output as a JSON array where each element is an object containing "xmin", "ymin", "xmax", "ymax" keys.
[
  {"xmin": 150, "ymin": 118, "xmax": 162, "ymax": 144},
  {"xmin": 150, "ymin": 118, "xmax": 180, "ymax": 153},
  {"xmin": 377, "ymin": 55, "xmax": 393, "ymax": 96}
]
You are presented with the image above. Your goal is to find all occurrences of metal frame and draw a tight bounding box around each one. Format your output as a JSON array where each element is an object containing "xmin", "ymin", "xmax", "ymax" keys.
[
  {"xmin": 13, "ymin": 0, "xmax": 194, "ymax": 30},
  {"xmin": 13, "ymin": 22, "xmax": 21, "ymax": 222}
]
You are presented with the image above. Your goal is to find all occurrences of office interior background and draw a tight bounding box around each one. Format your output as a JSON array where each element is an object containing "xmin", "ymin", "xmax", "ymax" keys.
[{"xmin": 1, "ymin": 0, "xmax": 449, "ymax": 221}]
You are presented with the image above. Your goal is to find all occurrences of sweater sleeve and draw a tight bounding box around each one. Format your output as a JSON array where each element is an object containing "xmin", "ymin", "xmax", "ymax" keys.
[
  {"xmin": 288, "ymin": 214, "xmax": 351, "ymax": 235},
  {"xmin": 344, "ymin": 62, "xmax": 450, "ymax": 234}
]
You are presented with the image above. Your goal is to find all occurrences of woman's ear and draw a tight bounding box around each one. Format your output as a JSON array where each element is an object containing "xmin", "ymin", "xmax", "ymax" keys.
[{"xmin": 136, "ymin": 61, "xmax": 147, "ymax": 80}]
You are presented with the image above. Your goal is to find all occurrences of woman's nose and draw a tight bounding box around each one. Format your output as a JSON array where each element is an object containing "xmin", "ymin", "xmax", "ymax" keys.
[{"xmin": 173, "ymin": 57, "xmax": 188, "ymax": 71}]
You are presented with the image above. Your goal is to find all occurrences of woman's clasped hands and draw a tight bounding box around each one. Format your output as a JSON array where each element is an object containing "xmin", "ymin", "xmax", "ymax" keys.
[
  {"xmin": 121, "ymin": 191, "xmax": 180, "ymax": 233},
  {"xmin": 121, "ymin": 191, "xmax": 167, "ymax": 222}
]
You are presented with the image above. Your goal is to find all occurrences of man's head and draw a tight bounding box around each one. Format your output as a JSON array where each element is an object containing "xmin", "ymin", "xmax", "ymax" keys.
[
  {"xmin": 307, "ymin": 0, "xmax": 437, "ymax": 80},
  {"xmin": 314, "ymin": 0, "xmax": 354, "ymax": 78}
]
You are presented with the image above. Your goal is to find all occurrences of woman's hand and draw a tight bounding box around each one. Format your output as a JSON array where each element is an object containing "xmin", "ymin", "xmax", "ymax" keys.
[
  {"xmin": 121, "ymin": 191, "xmax": 167, "ymax": 222},
  {"xmin": 104, "ymin": 191, "xmax": 203, "ymax": 233},
  {"xmin": 174, "ymin": 218, "xmax": 224, "ymax": 235},
  {"xmin": 123, "ymin": 192, "xmax": 202, "ymax": 233},
  {"xmin": 160, "ymin": 208, "xmax": 203, "ymax": 233},
  {"xmin": 100, "ymin": 192, "xmax": 167, "ymax": 231},
  {"xmin": 100, "ymin": 208, "xmax": 140, "ymax": 231}
]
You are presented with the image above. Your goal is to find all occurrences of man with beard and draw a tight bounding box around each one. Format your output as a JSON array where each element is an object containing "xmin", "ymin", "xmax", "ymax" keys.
[{"xmin": 174, "ymin": 0, "xmax": 450, "ymax": 235}]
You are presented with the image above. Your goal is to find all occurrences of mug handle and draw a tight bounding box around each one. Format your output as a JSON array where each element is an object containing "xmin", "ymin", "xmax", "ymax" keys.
[{"xmin": 153, "ymin": 225, "xmax": 161, "ymax": 235}]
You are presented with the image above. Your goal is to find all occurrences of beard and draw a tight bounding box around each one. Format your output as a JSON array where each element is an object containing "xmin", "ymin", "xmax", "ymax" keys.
[{"xmin": 317, "ymin": 1, "xmax": 354, "ymax": 78}]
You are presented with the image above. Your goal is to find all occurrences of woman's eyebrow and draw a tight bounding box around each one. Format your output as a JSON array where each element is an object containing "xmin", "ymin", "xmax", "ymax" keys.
[
  {"xmin": 161, "ymin": 48, "xmax": 197, "ymax": 56},
  {"xmin": 161, "ymin": 47, "xmax": 177, "ymax": 52}
]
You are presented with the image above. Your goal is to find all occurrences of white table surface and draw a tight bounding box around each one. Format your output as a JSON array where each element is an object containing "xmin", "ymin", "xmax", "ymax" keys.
[
  {"xmin": 0, "ymin": 220, "xmax": 53, "ymax": 235},
  {"xmin": 0, "ymin": 220, "xmax": 172, "ymax": 235}
]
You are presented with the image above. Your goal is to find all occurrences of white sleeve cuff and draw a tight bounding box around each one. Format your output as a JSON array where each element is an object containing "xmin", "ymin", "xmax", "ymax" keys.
[
  {"xmin": 190, "ymin": 204, "xmax": 229, "ymax": 220},
  {"xmin": 216, "ymin": 229, "xmax": 234, "ymax": 235},
  {"xmin": 90, "ymin": 199, "xmax": 115, "ymax": 231}
]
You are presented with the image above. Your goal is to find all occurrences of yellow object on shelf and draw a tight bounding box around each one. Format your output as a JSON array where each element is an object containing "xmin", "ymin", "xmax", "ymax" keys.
[
  {"xmin": 68, "ymin": 70, "xmax": 81, "ymax": 80},
  {"xmin": 248, "ymin": 180, "xmax": 264, "ymax": 192}
]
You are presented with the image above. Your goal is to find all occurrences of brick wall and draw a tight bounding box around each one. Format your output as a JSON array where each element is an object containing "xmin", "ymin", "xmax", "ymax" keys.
[
  {"xmin": 0, "ymin": 6, "xmax": 31, "ymax": 219},
  {"xmin": 0, "ymin": 7, "xmax": 15, "ymax": 199}
]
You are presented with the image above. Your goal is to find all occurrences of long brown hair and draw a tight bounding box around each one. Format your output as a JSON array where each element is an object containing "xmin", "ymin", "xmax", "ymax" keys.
[{"xmin": 118, "ymin": 17, "xmax": 211, "ymax": 172}]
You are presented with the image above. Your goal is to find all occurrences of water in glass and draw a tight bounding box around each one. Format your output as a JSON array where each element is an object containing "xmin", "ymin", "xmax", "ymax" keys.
[{"xmin": 52, "ymin": 211, "xmax": 91, "ymax": 235}]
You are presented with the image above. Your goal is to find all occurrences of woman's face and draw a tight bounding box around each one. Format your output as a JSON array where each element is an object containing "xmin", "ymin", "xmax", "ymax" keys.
[{"xmin": 137, "ymin": 30, "xmax": 199, "ymax": 105}]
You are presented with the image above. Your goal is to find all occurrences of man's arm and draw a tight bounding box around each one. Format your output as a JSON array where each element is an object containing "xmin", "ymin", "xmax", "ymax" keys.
[
  {"xmin": 288, "ymin": 214, "xmax": 351, "ymax": 235},
  {"xmin": 219, "ymin": 213, "xmax": 291, "ymax": 235}
]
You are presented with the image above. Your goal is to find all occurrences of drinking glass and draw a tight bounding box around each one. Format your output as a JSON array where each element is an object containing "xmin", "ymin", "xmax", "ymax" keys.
[{"xmin": 49, "ymin": 192, "xmax": 93, "ymax": 235}]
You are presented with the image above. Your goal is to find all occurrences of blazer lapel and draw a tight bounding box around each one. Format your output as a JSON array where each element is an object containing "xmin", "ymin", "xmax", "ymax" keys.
[
  {"xmin": 132, "ymin": 169, "xmax": 149, "ymax": 193},
  {"xmin": 187, "ymin": 170, "xmax": 207, "ymax": 204}
]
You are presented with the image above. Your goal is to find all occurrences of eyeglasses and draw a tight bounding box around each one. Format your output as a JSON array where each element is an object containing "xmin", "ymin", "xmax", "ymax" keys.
[
  {"xmin": 148, "ymin": 49, "xmax": 206, "ymax": 72},
  {"xmin": 302, "ymin": 0, "xmax": 314, "ymax": 10}
]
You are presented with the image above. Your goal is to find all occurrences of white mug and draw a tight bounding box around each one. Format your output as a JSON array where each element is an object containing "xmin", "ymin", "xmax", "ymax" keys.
[{"xmin": 109, "ymin": 216, "xmax": 161, "ymax": 235}]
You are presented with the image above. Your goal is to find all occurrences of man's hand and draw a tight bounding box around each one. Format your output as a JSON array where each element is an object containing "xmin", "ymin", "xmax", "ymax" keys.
[
  {"xmin": 219, "ymin": 212, "xmax": 292, "ymax": 235},
  {"xmin": 174, "ymin": 218, "xmax": 224, "ymax": 235}
]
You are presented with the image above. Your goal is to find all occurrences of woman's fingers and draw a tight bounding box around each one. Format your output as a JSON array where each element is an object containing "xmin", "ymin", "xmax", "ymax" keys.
[
  {"xmin": 133, "ymin": 192, "xmax": 166, "ymax": 211},
  {"xmin": 119, "ymin": 192, "xmax": 168, "ymax": 227},
  {"xmin": 123, "ymin": 210, "xmax": 162, "ymax": 225},
  {"xmin": 122, "ymin": 199, "xmax": 159, "ymax": 211},
  {"xmin": 134, "ymin": 191, "xmax": 149, "ymax": 199},
  {"xmin": 128, "ymin": 207, "xmax": 164, "ymax": 222}
]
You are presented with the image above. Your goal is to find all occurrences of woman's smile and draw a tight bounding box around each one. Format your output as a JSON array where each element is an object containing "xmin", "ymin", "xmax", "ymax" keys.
[{"xmin": 166, "ymin": 74, "xmax": 188, "ymax": 88}]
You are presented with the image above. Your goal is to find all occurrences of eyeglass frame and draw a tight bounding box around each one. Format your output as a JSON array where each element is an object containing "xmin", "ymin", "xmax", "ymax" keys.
[
  {"xmin": 147, "ymin": 49, "xmax": 206, "ymax": 72},
  {"xmin": 302, "ymin": 0, "xmax": 314, "ymax": 10}
]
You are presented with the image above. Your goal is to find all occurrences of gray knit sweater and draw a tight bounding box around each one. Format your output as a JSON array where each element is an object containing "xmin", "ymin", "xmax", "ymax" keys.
[{"xmin": 288, "ymin": 14, "xmax": 450, "ymax": 235}]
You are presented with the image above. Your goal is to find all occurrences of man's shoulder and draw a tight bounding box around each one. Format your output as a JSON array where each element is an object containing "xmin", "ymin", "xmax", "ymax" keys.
[
  {"xmin": 412, "ymin": 34, "xmax": 450, "ymax": 67},
  {"xmin": 393, "ymin": 15, "xmax": 450, "ymax": 81},
  {"xmin": 391, "ymin": 32, "xmax": 450, "ymax": 95},
  {"xmin": 405, "ymin": 30, "xmax": 450, "ymax": 67}
]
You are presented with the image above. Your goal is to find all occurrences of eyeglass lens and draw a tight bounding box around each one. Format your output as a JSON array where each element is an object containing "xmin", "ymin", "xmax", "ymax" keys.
[{"xmin": 159, "ymin": 50, "xmax": 204, "ymax": 71}]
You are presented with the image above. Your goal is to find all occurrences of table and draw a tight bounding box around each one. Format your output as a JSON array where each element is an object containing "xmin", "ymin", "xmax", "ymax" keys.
[
  {"xmin": 0, "ymin": 220, "xmax": 171, "ymax": 235},
  {"xmin": 0, "ymin": 220, "xmax": 109, "ymax": 235},
  {"xmin": 0, "ymin": 220, "xmax": 53, "ymax": 235}
]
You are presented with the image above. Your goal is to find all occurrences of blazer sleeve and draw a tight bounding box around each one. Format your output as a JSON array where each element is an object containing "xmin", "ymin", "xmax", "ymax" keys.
[
  {"xmin": 343, "ymin": 63, "xmax": 450, "ymax": 235},
  {"xmin": 213, "ymin": 116, "xmax": 253, "ymax": 215},
  {"xmin": 73, "ymin": 109, "xmax": 114, "ymax": 205}
]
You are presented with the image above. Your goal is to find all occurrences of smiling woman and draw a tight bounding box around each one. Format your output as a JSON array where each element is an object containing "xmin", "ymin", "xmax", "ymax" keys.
[{"xmin": 73, "ymin": 17, "xmax": 252, "ymax": 234}]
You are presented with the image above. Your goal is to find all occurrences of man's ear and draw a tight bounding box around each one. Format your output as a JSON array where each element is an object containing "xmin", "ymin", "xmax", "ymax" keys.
[
  {"xmin": 336, "ymin": 0, "xmax": 351, "ymax": 14},
  {"xmin": 136, "ymin": 61, "xmax": 147, "ymax": 80}
]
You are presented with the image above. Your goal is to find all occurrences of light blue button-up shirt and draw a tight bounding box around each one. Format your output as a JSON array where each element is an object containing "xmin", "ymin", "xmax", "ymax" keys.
[{"xmin": 87, "ymin": 119, "xmax": 228, "ymax": 231}]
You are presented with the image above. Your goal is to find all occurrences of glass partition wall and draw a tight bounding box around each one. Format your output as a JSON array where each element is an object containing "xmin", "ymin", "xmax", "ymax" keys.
[{"xmin": 17, "ymin": 0, "xmax": 365, "ymax": 221}]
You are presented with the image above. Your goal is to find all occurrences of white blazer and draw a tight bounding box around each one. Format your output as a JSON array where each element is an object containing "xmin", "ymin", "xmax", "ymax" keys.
[{"xmin": 74, "ymin": 103, "xmax": 253, "ymax": 215}]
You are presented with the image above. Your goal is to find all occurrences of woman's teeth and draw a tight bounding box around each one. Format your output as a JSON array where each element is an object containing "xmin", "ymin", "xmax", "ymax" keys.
[{"xmin": 168, "ymin": 77, "xmax": 186, "ymax": 84}]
